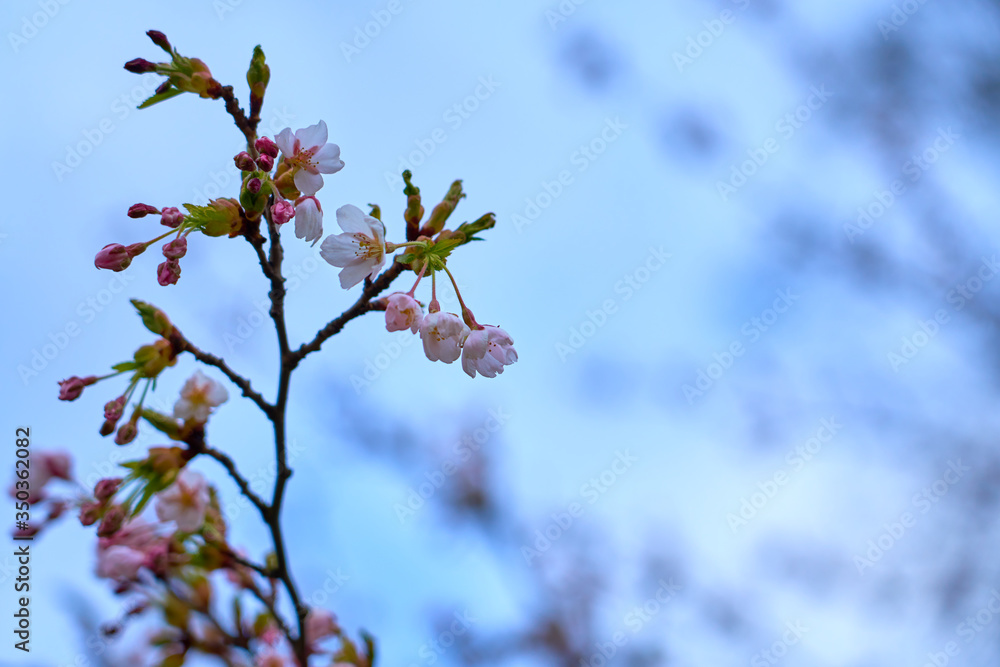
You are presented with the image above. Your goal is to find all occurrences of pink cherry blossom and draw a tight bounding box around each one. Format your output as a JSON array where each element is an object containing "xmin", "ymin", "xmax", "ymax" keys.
[
  {"xmin": 461, "ymin": 326, "xmax": 518, "ymax": 378},
  {"xmin": 385, "ymin": 293, "xmax": 423, "ymax": 333},
  {"xmin": 305, "ymin": 608, "xmax": 340, "ymax": 648},
  {"xmin": 319, "ymin": 205, "xmax": 387, "ymax": 289},
  {"xmin": 96, "ymin": 545, "xmax": 146, "ymax": 581},
  {"xmin": 293, "ymin": 196, "xmax": 323, "ymax": 245},
  {"xmin": 174, "ymin": 370, "xmax": 229, "ymax": 423},
  {"xmin": 419, "ymin": 312, "xmax": 470, "ymax": 363},
  {"xmin": 272, "ymin": 199, "xmax": 295, "ymax": 225},
  {"xmin": 274, "ymin": 120, "xmax": 344, "ymax": 195},
  {"xmin": 155, "ymin": 468, "xmax": 209, "ymax": 533}
]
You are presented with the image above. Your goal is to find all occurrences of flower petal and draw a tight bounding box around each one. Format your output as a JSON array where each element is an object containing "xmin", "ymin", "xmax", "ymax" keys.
[
  {"xmin": 319, "ymin": 233, "xmax": 362, "ymax": 266},
  {"xmin": 295, "ymin": 120, "xmax": 328, "ymax": 149},
  {"xmin": 338, "ymin": 258, "xmax": 375, "ymax": 289},
  {"xmin": 275, "ymin": 128, "xmax": 296, "ymax": 157},
  {"xmin": 314, "ymin": 143, "xmax": 345, "ymax": 173},
  {"xmin": 336, "ymin": 204, "xmax": 370, "ymax": 234},
  {"xmin": 294, "ymin": 169, "xmax": 324, "ymax": 196}
]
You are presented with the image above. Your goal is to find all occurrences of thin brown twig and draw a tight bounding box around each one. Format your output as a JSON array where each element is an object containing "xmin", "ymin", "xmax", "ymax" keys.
[
  {"xmin": 179, "ymin": 339, "xmax": 273, "ymax": 417},
  {"xmin": 289, "ymin": 261, "xmax": 406, "ymax": 366}
]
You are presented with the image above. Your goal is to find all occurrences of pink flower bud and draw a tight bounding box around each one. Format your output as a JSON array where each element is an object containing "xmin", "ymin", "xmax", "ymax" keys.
[
  {"xmin": 271, "ymin": 200, "xmax": 295, "ymax": 225},
  {"xmin": 114, "ymin": 422, "xmax": 138, "ymax": 446},
  {"xmin": 385, "ymin": 292, "xmax": 423, "ymax": 333},
  {"xmin": 255, "ymin": 136, "xmax": 279, "ymax": 158},
  {"xmin": 125, "ymin": 243, "xmax": 147, "ymax": 259},
  {"xmin": 247, "ymin": 177, "xmax": 263, "ymax": 194},
  {"xmin": 98, "ymin": 505, "xmax": 126, "ymax": 537},
  {"xmin": 104, "ymin": 396, "xmax": 126, "ymax": 422},
  {"xmin": 155, "ymin": 80, "xmax": 170, "ymax": 95},
  {"xmin": 124, "ymin": 58, "xmax": 157, "ymax": 74},
  {"xmin": 256, "ymin": 153, "xmax": 274, "ymax": 171},
  {"xmin": 99, "ymin": 420, "xmax": 116, "ymax": 437},
  {"xmin": 58, "ymin": 375, "xmax": 97, "ymax": 401},
  {"xmin": 234, "ymin": 151, "xmax": 256, "ymax": 171},
  {"xmin": 94, "ymin": 478, "xmax": 123, "ymax": 502},
  {"xmin": 146, "ymin": 30, "xmax": 171, "ymax": 53},
  {"xmin": 162, "ymin": 237, "xmax": 187, "ymax": 260},
  {"xmin": 160, "ymin": 206, "xmax": 185, "ymax": 228},
  {"xmin": 127, "ymin": 203, "xmax": 159, "ymax": 218},
  {"xmin": 79, "ymin": 502, "xmax": 101, "ymax": 526},
  {"xmin": 95, "ymin": 244, "xmax": 132, "ymax": 271},
  {"xmin": 41, "ymin": 452, "xmax": 72, "ymax": 481},
  {"xmin": 157, "ymin": 260, "xmax": 181, "ymax": 286}
]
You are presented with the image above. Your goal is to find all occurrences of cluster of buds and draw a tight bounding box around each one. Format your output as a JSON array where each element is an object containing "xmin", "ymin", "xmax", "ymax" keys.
[
  {"xmin": 95, "ymin": 199, "xmax": 240, "ymax": 286},
  {"xmin": 124, "ymin": 30, "xmax": 223, "ymax": 104}
]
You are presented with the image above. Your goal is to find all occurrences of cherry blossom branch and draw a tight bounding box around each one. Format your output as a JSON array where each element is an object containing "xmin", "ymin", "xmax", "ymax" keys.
[
  {"xmin": 200, "ymin": 445, "xmax": 270, "ymax": 518},
  {"xmin": 178, "ymin": 338, "xmax": 272, "ymax": 417},
  {"xmin": 289, "ymin": 261, "xmax": 407, "ymax": 366},
  {"xmin": 219, "ymin": 85, "xmax": 258, "ymax": 152}
]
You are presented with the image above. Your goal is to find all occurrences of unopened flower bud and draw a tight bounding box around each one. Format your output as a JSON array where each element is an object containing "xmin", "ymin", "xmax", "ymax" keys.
[
  {"xmin": 157, "ymin": 260, "xmax": 181, "ymax": 286},
  {"xmin": 99, "ymin": 420, "xmax": 116, "ymax": 437},
  {"xmin": 124, "ymin": 58, "xmax": 157, "ymax": 74},
  {"xmin": 114, "ymin": 421, "xmax": 138, "ymax": 446},
  {"xmin": 247, "ymin": 177, "xmax": 263, "ymax": 194},
  {"xmin": 234, "ymin": 151, "xmax": 256, "ymax": 171},
  {"xmin": 104, "ymin": 396, "xmax": 126, "ymax": 422},
  {"xmin": 125, "ymin": 243, "xmax": 147, "ymax": 259},
  {"xmin": 256, "ymin": 153, "xmax": 274, "ymax": 171},
  {"xmin": 146, "ymin": 30, "xmax": 171, "ymax": 53},
  {"xmin": 94, "ymin": 478, "xmax": 123, "ymax": 502},
  {"xmin": 155, "ymin": 80, "xmax": 170, "ymax": 95},
  {"xmin": 128, "ymin": 203, "xmax": 160, "ymax": 218},
  {"xmin": 255, "ymin": 136, "xmax": 279, "ymax": 158},
  {"xmin": 79, "ymin": 502, "xmax": 101, "ymax": 526},
  {"xmin": 97, "ymin": 505, "xmax": 126, "ymax": 537},
  {"xmin": 162, "ymin": 237, "xmax": 187, "ymax": 260},
  {"xmin": 95, "ymin": 244, "xmax": 131, "ymax": 271},
  {"xmin": 160, "ymin": 207, "xmax": 184, "ymax": 228},
  {"xmin": 58, "ymin": 375, "xmax": 97, "ymax": 401},
  {"xmin": 271, "ymin": 200, "xmax": 295, "ymax": 225}
]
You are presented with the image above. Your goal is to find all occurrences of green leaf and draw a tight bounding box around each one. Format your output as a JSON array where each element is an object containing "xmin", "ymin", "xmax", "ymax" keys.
[
  {"xmin": 137, "ymin": 87, "xmax": 183, "ymax": 109},
  {"xmin": 111, "ymin": 361, "xmax": 138, "ymax": 372}
]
